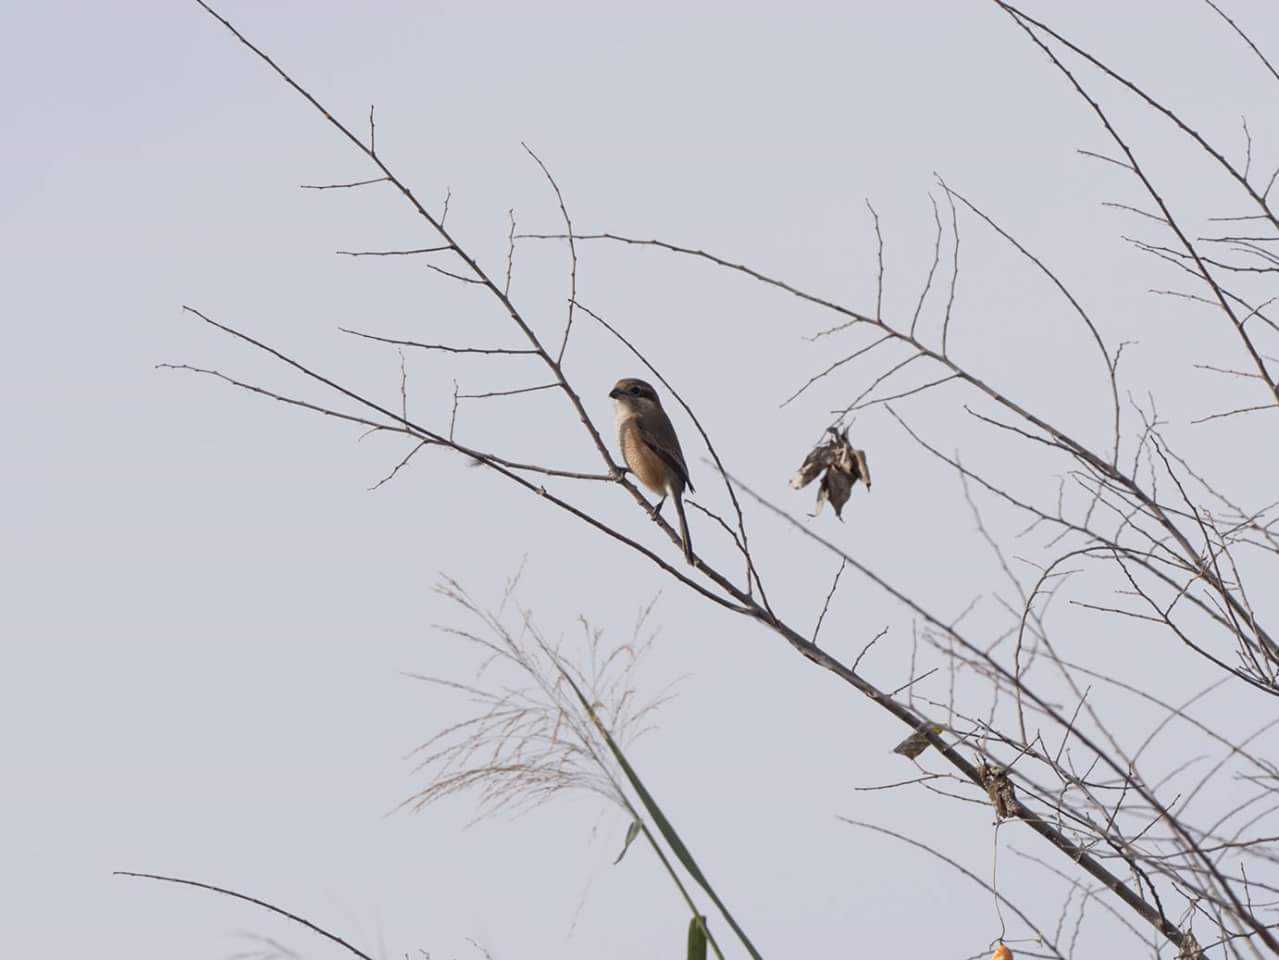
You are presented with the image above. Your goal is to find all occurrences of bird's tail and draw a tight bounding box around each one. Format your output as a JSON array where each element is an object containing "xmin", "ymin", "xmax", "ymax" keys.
[{"xmin": 674, "ymin": 490, "xmax": 694, "ymax": 565}]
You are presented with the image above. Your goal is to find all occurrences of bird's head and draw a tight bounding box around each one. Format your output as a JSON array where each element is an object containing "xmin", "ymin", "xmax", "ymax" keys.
[{"xmin": 608, "ymin": 377, "xmax": 662, "ymax": 414}]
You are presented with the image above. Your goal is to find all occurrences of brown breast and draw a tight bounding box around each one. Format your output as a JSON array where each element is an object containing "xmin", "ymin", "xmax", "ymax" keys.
[{"xmin": 619, "ymin": 419, "xmax": 671, "ymax": 495}]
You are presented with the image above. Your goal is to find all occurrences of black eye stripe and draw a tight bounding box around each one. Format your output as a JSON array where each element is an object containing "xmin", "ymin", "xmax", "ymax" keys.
[{"xmin": 616, "ymin": 382, "xmax": 655, "ymax": 399}]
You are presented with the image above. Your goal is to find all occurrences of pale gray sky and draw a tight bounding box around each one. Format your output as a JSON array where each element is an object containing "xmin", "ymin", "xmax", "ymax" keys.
[{"xmin": 4, "ymin": 2, "xmax": 1277, "ymax": 958}]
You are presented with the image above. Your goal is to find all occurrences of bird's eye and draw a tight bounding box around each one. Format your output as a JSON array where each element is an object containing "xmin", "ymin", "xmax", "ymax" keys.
[{"xmin": 629, "ymin": 386, "xmax": 641, "ymax": 395}]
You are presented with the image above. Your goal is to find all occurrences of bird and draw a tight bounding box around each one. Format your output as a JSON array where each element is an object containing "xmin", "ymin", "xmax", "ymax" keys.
[{"xmin": 609, "ymin": 377, "xmax": 695, "ymax": 565}]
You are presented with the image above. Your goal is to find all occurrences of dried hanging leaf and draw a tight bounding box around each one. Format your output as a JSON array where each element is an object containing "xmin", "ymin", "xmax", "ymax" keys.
[
  {"xmin": 791, "ymin": 442, "xmax": 831, "ymax": 491},
  {"xmin": 790, "ymin": 427, "xmax": 870, "ymax": 520},
  {"xmin": 892, "ymin": 721, "xmax": 944, "ymax": 759},
  {"xmin": 978, "ymin": 762, "xmax": 1017, "ymax": 820},
  {"xmin": 818, "ymin": 465, "xmax": 854, "ymax": 519},
  {"xmin": 1178, "ymin": 932, "xmax": 1204, "ymax": 959}
]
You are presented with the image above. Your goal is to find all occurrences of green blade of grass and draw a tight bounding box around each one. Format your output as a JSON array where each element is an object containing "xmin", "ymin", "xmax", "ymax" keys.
[
  {"xmin": 556, "ymin": 666, "xmax": 765, "ymax": 960},
  {"xmin": 687, "ymin": 914, "xmax": 709, "ymax": 960}
]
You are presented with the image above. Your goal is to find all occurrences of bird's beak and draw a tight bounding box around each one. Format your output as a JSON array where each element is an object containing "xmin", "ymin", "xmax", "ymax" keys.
[{"xmin": 608, "ymin": 388, "xmax": 621, "ymax": 399}]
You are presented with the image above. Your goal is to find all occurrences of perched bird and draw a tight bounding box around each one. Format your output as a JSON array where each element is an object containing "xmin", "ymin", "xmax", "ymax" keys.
[{"xmin": 609, "ymin": 377, "xmax": 695, "ymax": 564}]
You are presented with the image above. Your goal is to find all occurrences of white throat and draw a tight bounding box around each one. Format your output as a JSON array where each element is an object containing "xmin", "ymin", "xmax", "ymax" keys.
[{"xmin": 614, "ymin": 401, "xmax": 636, "ymax": 428}]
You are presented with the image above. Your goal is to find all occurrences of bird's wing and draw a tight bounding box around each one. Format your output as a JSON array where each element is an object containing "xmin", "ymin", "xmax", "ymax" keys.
[{"xmin": 636, "ymin": 421, "xmax": 694, "ymax": 493}]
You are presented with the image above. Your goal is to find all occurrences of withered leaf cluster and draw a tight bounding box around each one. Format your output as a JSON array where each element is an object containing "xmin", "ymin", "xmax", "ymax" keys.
[
  {"xmin": 790, "ymin": 427, "xmax": 871, "ymax": 520},
  {"xmin": 978, "ymin": 762, "xmax": 1017, "ymax": 821}
]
